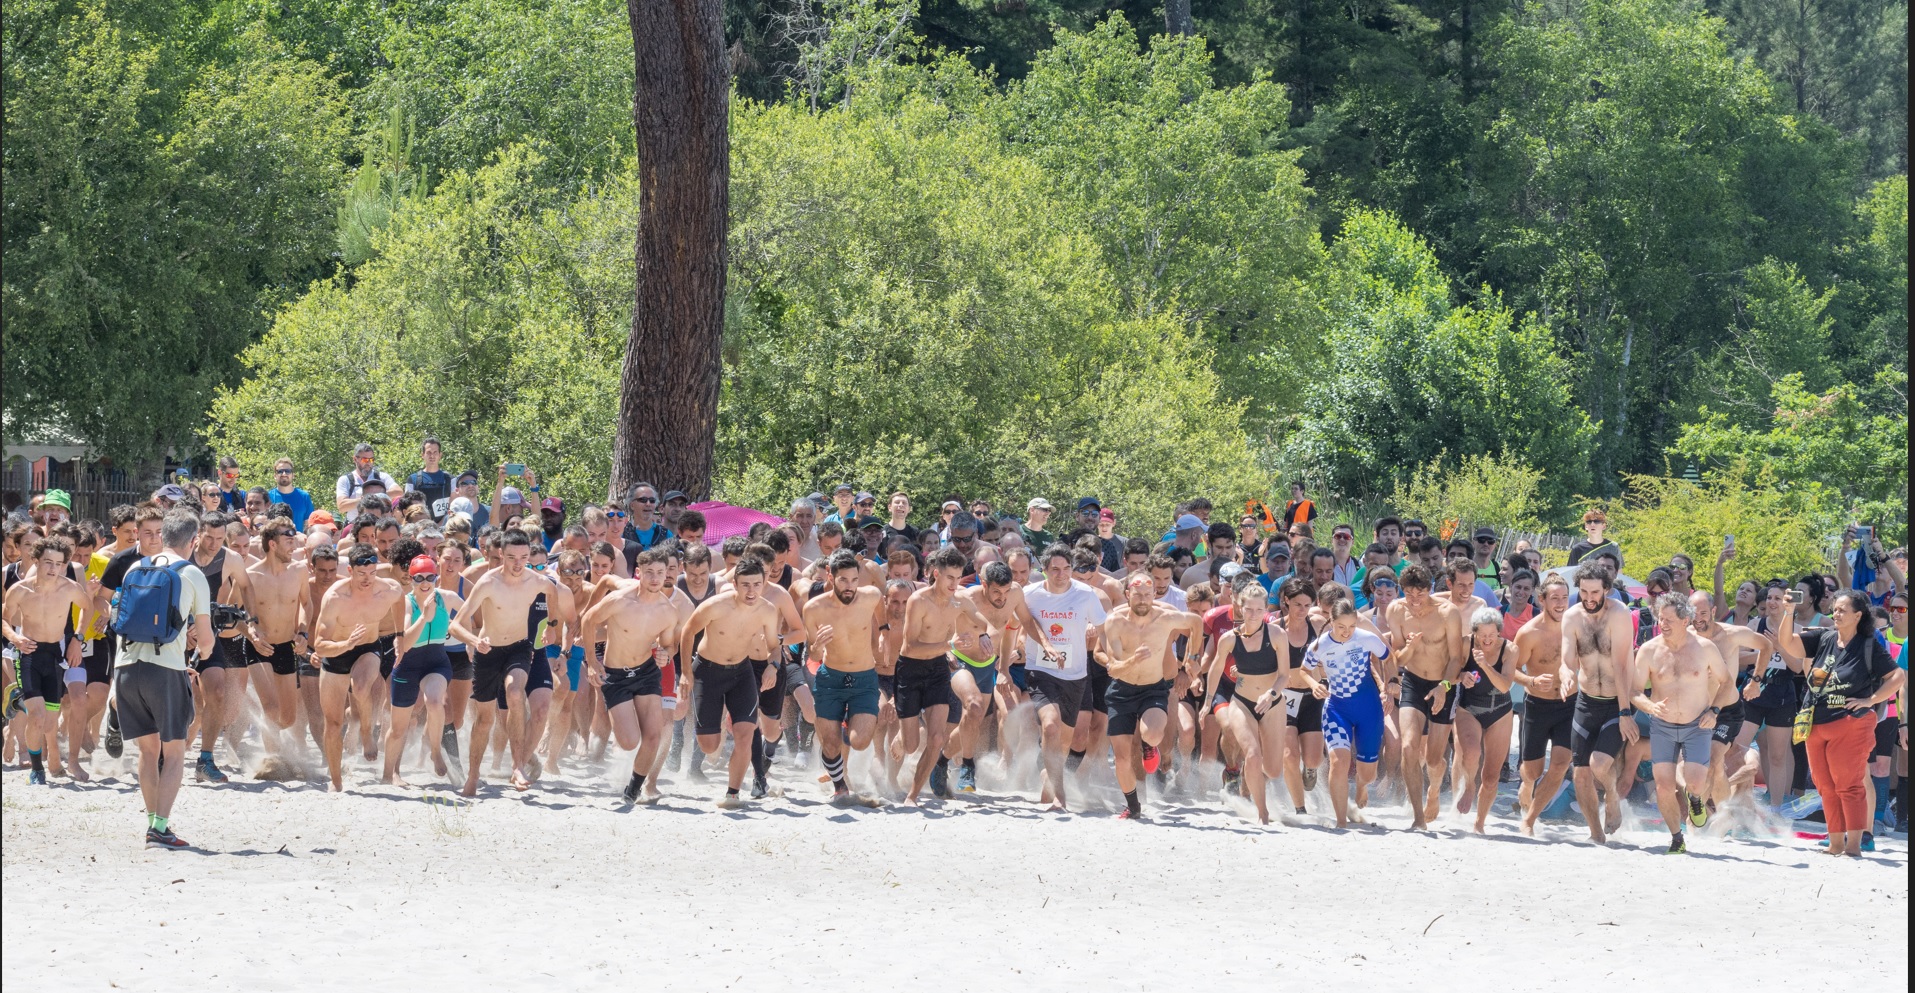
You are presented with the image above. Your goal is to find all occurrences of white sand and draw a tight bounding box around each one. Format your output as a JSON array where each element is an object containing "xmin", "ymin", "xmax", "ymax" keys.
[{"xmin": 4, "ymin": 732, "xmax": 1906, "ymax": 992}]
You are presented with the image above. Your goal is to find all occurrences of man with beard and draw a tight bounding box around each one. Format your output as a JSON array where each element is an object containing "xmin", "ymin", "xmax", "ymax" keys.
[{"xmin": 802, "ymin": 551, "xmax": 888, "ymax": 806}]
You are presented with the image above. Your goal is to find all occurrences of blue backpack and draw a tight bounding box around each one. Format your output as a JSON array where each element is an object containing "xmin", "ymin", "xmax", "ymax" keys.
[{"xmin": 113, "ymin": 557, "xmax": 193, "ymax": 647}]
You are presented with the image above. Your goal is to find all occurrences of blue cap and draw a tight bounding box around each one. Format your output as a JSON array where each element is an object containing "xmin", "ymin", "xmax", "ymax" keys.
[{"xmin": 1175, "ymin": 514, "xmax": 1203, "ymax": 532}]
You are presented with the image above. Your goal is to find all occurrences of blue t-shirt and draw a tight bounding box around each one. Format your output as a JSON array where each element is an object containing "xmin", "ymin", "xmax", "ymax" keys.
[
  {"xmin": 268, "ymin": 487, "xmax": 315, "ymax": 531},
  {"xmin": 624, "ymin": 522, "xmax": 673, "ymax": 550}
]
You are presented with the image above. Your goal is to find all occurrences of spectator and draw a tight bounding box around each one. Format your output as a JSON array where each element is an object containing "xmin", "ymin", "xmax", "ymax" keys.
[
  {"xmin": 1281, "ymin": 481, "xmax": 1316, "ymax": 531},
  {"xmin": 407, "ymin": 438, "xmax": 453, "ymax": 521},
  {"xmin": 1779, "ymin": 590, "xmax": 1906, "ymax": 857},
  {"xmin": 1567, "ymin": 508, "xmax": 1609, "ymax": 565},
  {"xmin": 824, "ymin": 483, "xmax": 855, "ymax": 525},
  {"xmin": 335, "ymin": 443, "xmax": 398, "ymax": 517},
  {"xmin": 621, "ymin": 481, "xmax": 672, "ymax": 549},
  {"xmin": 214, "ymin": 456, "xmax": 244, "ymax": 512},
  {"xmin": 1021, "ymin": 498, "xmax": 1056, "ymax": 552},
  {"xmin": 1472, "ymin": 527, "xmax": 1503, "ymax": 588},
  {"xmin": 661, "ymin": 489, "xmax": 690, "ymax": 530},
  {"xmin": 259, "ymin": 458, "xmax": 312, "ymax": 532}
]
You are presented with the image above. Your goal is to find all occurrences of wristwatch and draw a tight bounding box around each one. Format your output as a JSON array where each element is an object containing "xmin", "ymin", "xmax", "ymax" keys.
[{"xmin": 1707, "ymin": 706, "xmax": 1721, "ymax": 716}]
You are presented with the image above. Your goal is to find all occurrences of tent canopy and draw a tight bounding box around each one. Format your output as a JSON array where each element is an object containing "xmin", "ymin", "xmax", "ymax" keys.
[{"xmin": 688, "ymin": 501, "xmax": 786, "ymax": 546}]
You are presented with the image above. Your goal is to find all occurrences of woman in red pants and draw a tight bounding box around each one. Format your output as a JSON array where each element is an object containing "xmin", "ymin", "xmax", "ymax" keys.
[{"xmin": 1782, "ymin": 590, "xmax": 1906, "ymax": 857}]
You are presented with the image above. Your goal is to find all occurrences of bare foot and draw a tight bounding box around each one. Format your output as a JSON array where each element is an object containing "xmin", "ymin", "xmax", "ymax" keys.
[
  {"xmin": 1521, "ymin": 819, "xmax": 1537, "ymax": 837},
  {"xmin": 1044, "ymin": 801, "xmax": 1067, "ymax": 813},
  {"xmin": 328, "ymin": 778, "xmax": 345, "ymax": 793},
  {"xmin": 510, "ymin": 770, "xmax": 532, "ymax": 791},
  {"xmin": 1411, "ymin": 819, "xmax": 1430, "ymax": 832},
  {"xmin": 70, "ymin": 764, "xmax": 91, "ymax": 783},
  {"xmin": 1473, "ymin": 817, "xmax": 1487, "ymax": 834},
  {"xmin": 1457, "ymin": 789, "xmax": 1474, "ymax": 814},
  {"xmin": 1355, "ymin": 783, "xmax": 1370, "ymax": 808},
  {"xmin": 460, "ymin": 780, "xmax": 479, "ymax": 798},
  {"xmin": 384, "ymin": 774, "xmax": 413, "ymax": 789}
]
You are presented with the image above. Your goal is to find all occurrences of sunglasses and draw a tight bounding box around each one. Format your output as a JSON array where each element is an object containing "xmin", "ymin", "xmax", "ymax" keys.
[
  {"xmin": 274, "ymin": 468, "xmax": 293, "ymax": 475},
  {"xmin": 856, "ymin": 501, "xmax": 876, "ymax": 508},
  {"xmin": 633, "ymin": 496, "xmax": 657, "ymax": 504},
  {"xmin": 1888, "ymin": 606, "xmax": 1908, "ymax": 614},
  {"xmin": 609, "ymin": 510, "xmax": 626, "ymax": 518},
  {"xmin": 1475, "ymin": 537, "xmax": 1497, "ymax": 544},
  {"xmin": 562, "ymin": 568, "xmax": 588, "ymax": 577},
  {"xmin": 412, "ymin": 574, "xmax": 438, "ymax": 584}
]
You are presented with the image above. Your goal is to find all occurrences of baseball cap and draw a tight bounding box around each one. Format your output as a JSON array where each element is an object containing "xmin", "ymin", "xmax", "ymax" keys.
[
  {"xmin": 1027, "ymin": 497, "xmax": 1053, "ymax": 512},
  {"xmin": 156, "ymin": 484, "xmax": 186, "ymax": 501},
  {"xmin": 307, "ymin": 509, "xmax": 336, "ymax": 528},
  {"xmin": 501, "ymin": 486, "xmax": 526, "ymax": 505},
  {"xmin": 662, "ymin": 489, "xmax": 688, "ymax": 504},
  {"xmin": 854, "ymin": 515, "xmax": 885, "ymax": 530},
  {"xmin": 1076, "ymin": 496, "xmax": 1101, "ymax": 511},
  {"xmin": 807, "ymin": 491, "xmax": 828, "ymax": 505},
  {"xmin": 541, "ymin": 497, "xmax": 565, "ymax": 514},
  {"xmin": 408, "ymin": 555, "xmax": 438, "ymax": 577},
  {"xmin": 1100, "ymin": 509, "xmax": 1114, "ymax": 523},
  {"xmin": 834, "ymin": 483, "xmax": 853, "ymax": 494},
  {"xmin": 1175, "ymin": 514, "xmax": 1203, "ymax": 532},
  {"xmin": 41, "ymin": 489, "xmax": 71, "ymax": 511},
  {"xmin": 854, "ymin": 491, "xmax": 875, "ymax": 503},
  {"xmin": 450, "ymin": 496, "xmax": 477, "ymax": 515},
  {"xmin": 455, "ymin": 469, "xmax": 480, "ymax": 484},
  {"xmin": 1264, "ymin": 542, "xmax": 1293, "ymax": 560},
  {"xmin": 1473, "ymin": 526, "xmax": 1498, "ymax": 540},
  {"xmin": 1219, "ymin": 562, "xmax": 1246, "ymax": 581}
]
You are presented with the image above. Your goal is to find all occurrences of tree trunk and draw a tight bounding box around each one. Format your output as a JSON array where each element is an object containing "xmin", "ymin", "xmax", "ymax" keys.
[
  {"xmin": 1164, "ymin": 0, "xmax": 1194, "ymax": 37},
  {"xmin": 613, "ymin": 0, "xmax": 728, "ymax": 503}
]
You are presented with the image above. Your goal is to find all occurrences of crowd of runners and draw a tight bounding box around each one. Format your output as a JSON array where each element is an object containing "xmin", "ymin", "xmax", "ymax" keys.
[{"xmin": 2, "ymin": 442, "xmax": 1907, "ymax": 857}]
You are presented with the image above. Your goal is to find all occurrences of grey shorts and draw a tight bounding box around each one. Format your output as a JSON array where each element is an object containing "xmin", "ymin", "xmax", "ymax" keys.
[
  {"xmin": 116, "ymin": 661, "xmax": 196, "ymax": 742},
  {"xmin": 1650, "ymin": 714, "xmax": 1711, "ymax": 767}
]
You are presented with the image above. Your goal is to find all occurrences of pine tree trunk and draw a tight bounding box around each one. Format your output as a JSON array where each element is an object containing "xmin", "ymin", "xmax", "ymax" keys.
[{"xmin": 612, "ymin": 0, "xmax": 728, "ymax": 502}]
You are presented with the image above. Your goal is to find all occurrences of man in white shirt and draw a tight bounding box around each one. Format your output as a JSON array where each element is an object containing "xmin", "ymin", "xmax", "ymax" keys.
[
  {"xmin": 115, "ymin": 510, "xmax": 214, "ymax": 850},
  {"xmin": 1022, "ymin": 545, "xmax": 1107, "ymax": 812}
]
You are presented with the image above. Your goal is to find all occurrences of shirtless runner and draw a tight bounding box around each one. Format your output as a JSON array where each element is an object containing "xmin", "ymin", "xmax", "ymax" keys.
[
  {"xmin": 1096, "ymin": 574, "xmax": 1202, "ymax": 819},
  {"xmin": 1561, "ymin": 563, "xmax": 1638, "ymax": 844},
  {"xmin": 801, "ymin": 550, "xmax": 887, "ymax": 806},
  {"xmin": 679, "ymin": 556, "xmax": 783, "ymax": 808},
  {"xmin": 446, "ymin": 529, "xmax": 554, "ymax": 795},
  {"xmin": 1513, "ymin": 575, "xmax": 1575, "ymax": 835},
  {"xmin": 242, "ymin": 519, "xmax": 307, "ymax": 737},
  {"xmin": 1683, "ymin": 589, "xmax": 1774, "ymax": 808},
  {"xmin": 950, "ymin": 562, "xmax": 1029, "ymax": 792},
  {"xmin": 1, "ymin": 537, "xmax": 92, "ymax": 783},
  {"xmin": 897, "ymin": 547, "xmax": 988, "ymax": 804},
  {"xmin": 1633, "ymin": 593, "xmax": 1733, "ymax": 853},
  {"xmin": 1384, "ymin": 563, "xmax": 1462, "ymax": 830},
  {"xmin": 310, "ymin": 545, "xmax": 404, "ymax": 792},
  {"xmin": 579, "ymin": 547, "xmax": 680, "ymax": 805}
]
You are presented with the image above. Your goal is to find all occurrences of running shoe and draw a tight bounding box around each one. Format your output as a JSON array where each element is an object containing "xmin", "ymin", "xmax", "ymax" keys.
[
  {"xmin": 145, "ymin": 828, "xmax": 190, "ymax": 850},
  {"xmin": 1860, "ymin": 833, "xmax": 1876, "ymax": 853},
  {"xmin": 29, "ymin": 766, "xmax": 47, "ymax": 786},
  {"xmin": 103, "ymin": 708, "xmax": 123, "ymax": 758},
  {"xmin": 1667, "ymin": 834, "xmax": 1687, "ymax": 855},
  {"xmin": 1687, "ymin": 792, "xmax": 1708, "ymax": 828},
  {"xmin": 622, "ymin": 778, "xmax": 643, "ymax": 804},
  {"xmin": 196, "ymin": 754, "xmax": 229, "ymax": 784},
  {"xmin": 955, "ymin": 763, "xmax": 977, "ymax": 793},
  {"xmin": 930, "ymin": 759, "xmax": 952, "ymax": 799},
  {"xmin": 1141, "ymin": 745, "xmax": 1160, "ymax": 775},
  {"xmin": 1301, "ymin": 768, "xmax": 1318, "ymax": 791},
  {"xmin": 751, "ymin": 771, "xmax": 769, "ymax": 799}
]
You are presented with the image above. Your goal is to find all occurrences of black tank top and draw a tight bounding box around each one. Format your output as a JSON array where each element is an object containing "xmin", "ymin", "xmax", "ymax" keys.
[
  {"xmin": 527, "ymin": 590, "xmax": 549, "ymax": 640},
  {"xmin": 1286, "ymin": 619, "xmax": 1318, "ymax": 671},
  {"xmin": 197, "ymin": 547, "xmax": 227, "ymax": 601},
  {"xmin": 676, "ymin": 576, "xmax": 717, "ymax": 608},
  {"xmin": 1230, "ymin": 620, "xmax": 1282, "ymax": 677},
  {"xmin": 1461, "ymin": 641, "xmax": 1512, "ymax": 709}
]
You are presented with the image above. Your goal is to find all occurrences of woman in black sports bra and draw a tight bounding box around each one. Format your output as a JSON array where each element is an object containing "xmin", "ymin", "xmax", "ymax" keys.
[
  {"xmin": 1454, "ymin": 605, "xmax": 1516, "ymax": 833},
  {"xmin": 1208, "ymin": 583, "xmax": 1290, "ymax": 825}
]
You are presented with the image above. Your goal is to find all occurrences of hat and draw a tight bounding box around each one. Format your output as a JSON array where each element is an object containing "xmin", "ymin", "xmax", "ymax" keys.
[
  {"xmin": 540, "ymin": 497, "xmax": 565, "ymax": 514},
  {"xmin": 41, "ymin": 489, "xmax": 71, "ymax": 511},
  {"xmin": 1027, "ymin": 497, "xmax": 1053, "ymax": 512},
  {"xmin": 307, "ymin": 509, "xmax": 336, "ymax": 528},
  {"xmin": 854, "ymin": 491, "xmax": 875, "ymax": 503},
  {"xmin": 1174, "ymin": 514, "xmax": 1203, "ymax": 532},
  {"xmin": 1264, "ymin": 542, "xmax": 1293, "ymax": 560},
  {"xmin": 1219, "ymin": 562, "xmax": 1246, "ymax": 581},
  {"xmin": 854, "ymin": 515, "xmax": 885, "ymax": 530},
  {"xmin": 1076, "ymin": 496, "xmax": 1101, "ymax": 511},
  {"xmin": 408, "ymin": 555, "xmax": 438, "ymax": 577},
  {"xmin": 1099, "ymin": 508, "xmax": 1114, "ymax": 522},
  {"xmin": 941, "ymin": 500, "xmax": 962, "ymax": 511},
  {"xmin": 455, "ymin": 469, "xmax": 480, "ymax": 484},
  {"xmin": 662, "ymin": 489, "xmax": 688, "ymax": 504},
  {"xmin": 1473, "ymin": 526, "xmax": 1498, "ymax": 540},
  {"xmin": 808, "ymin": 491, "xmax": 828, "ymax": 505},
  {"xmin": 156, "ymin": 484, "xmax": 187, "ymax": 501},
  {"xmin": 834, "ymin": 483, "xmax": 854, "ymax": 494},
  {"xmin": 450, "ymin": 496, "xmax": 477, "ymax": 515},
  {"xmin": 500, "ymin": 486, "xmax": 526, "ymax": 505}
]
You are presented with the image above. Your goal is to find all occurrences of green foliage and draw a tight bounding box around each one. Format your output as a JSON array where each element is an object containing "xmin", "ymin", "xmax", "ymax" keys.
[
  {"xmin": 1288, "ymin": 209, "xmax": 1595, "ymax": 517},
  {"xmin": 337, "ymin": 105, "xmax": 424, "ymax": 265},
  {"xmin": 1602, "ymin": 467, "xmax": 1829, "ymax": 588},
  {"xmin": 2, "ymin": 2, "xmax": 348, "ymax": 467},
  {"xmin": 1697, "ymin": 259, "xmax": 1838, "ymax": 423},
  {"xmin": 1671, "ymin": 371, "xmax": 1909, "ymax": 543},
  {"xmin": 1390, "ymin": 453, "xmax": 1550, "ymax": 534}
]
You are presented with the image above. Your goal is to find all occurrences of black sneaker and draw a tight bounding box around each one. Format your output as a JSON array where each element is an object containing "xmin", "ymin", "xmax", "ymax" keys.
[
  {"xmin": 104, "ymin": 708, "xmax": 124, "ymax": 758},
  {"xmin": 145, "ymin": 828, "xmax": 190, "ymax": 851},
  {"xmin": 622, "ymin": 777, "xmax": 642, "ymax": 804},
  {"xmin": 751, "ymin": 771, "xmax": 768, "ymax": 799}
]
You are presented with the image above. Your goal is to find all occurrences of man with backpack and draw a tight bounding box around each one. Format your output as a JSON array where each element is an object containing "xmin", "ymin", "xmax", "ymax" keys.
[{"xmin": 112, "ymin": 509, "xmax": 213, "ymax": 850}]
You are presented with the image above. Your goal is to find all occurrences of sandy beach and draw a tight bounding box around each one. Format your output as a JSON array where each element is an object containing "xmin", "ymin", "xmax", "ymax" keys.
[{"xmin": 3, "ymin": 728, "xmax": 1906, "ymax": 993}]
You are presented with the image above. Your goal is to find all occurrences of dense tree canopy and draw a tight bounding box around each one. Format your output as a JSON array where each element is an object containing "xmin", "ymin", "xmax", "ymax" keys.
[{"xmin": 6, "ymin": 0, "xmax": 1905, "ymax": 530}]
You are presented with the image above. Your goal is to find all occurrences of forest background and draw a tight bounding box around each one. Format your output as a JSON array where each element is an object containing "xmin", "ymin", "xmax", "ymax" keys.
[{"xmin": 3, "ymin": 0, "xmax": 1906, "ymax": 553}]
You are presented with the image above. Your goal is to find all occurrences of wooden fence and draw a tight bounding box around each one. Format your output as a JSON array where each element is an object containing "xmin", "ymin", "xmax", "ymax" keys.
[{"xmin": 3, "ymin": 462, "xmax": 153, "ymax": 523}]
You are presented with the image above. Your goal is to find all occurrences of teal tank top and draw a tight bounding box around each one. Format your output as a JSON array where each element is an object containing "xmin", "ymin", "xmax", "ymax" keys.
[{"xmin": 407, "ymin": 590, "xmax": 450, "ymax": 646}]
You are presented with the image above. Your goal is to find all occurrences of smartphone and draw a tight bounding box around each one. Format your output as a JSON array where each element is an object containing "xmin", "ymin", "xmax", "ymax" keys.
[
  {"xmin": 504, "ymin": 463, "xmax": 525, "ymax": 477},
  {"xmin": 1787, "ymin": 589, "xmax": 1806, "ymax": 604},
  {"xmin": 1724, "ymin": 534, "xmax": 1734, "ymax": 551},
  {"xmin": 1856, "ymin": 524, "xmax": 1873, "ymax": 539}
]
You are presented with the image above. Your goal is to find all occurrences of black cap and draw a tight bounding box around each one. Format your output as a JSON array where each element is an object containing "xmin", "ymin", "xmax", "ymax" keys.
[
  {"xmin": 1473, "ymin": 526, "xmax": 1497, "ymax": 540},
  {"xmin": 455, "ymin": 469, "xmax": 480, "ymax": 484},
  {"xmin": 834, "ymin": 483, "xmax": 853, "ymax": 494},
  {"xmin": 662, "ymin": 489, "xmax": 688, "ymax": 504}
]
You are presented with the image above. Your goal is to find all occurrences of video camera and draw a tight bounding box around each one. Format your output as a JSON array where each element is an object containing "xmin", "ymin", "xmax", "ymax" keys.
[{"xmin": 210, "ymin": 602, "xmax": 252, "ymax": 631}]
